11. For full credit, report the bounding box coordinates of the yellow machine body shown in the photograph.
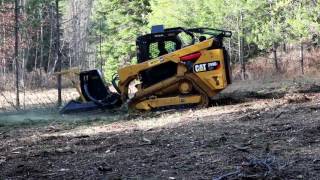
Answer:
[117,38,229,110]
[59,27,232,114]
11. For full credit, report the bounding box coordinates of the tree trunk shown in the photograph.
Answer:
[39,6,43,85]
[99,19,103,74]
[273,43,279,72]
[56,0,62,106]
[69,43,72,68]
[238,12,245,80]
[270,1,279,73]
[14,0,20,108]
[300,42,304,74]
[228,38,232,67]
[283,43,287,53]
[34,32,39,70]
[1,1,6,75]
[47,4,54,74]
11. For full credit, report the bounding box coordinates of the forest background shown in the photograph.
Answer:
[0,0,319,109]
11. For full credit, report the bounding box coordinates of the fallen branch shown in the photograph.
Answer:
[213,170,240,180]
[274,111,284,119]
[213,154,287,180]
[231,145,250,152]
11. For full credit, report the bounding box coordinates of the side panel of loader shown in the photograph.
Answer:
[193,49,228,93]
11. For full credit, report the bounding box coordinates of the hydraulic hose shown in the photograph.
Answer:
[112,73,121,94]
[83,83,119,107]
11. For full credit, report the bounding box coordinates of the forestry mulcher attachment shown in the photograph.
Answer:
[60,26,232,114]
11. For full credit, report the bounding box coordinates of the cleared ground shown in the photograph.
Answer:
[0,78,320,179]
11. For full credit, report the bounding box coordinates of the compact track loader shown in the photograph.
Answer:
[60,26,232,114]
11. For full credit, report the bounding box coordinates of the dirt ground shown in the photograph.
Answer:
[1,78,320,179]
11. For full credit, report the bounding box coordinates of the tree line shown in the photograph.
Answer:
[92,0,319,80]
[1,0,319,84]
[0,0,95,84]
[0,0,96,107]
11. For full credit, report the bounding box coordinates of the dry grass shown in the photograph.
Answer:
[0,88,79,112]
[233,48,320,80]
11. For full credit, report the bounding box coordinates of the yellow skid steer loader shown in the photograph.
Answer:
[60,26,232,113]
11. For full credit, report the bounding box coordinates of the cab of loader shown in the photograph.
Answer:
[135,25,232,88]
[136,27,193,87]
